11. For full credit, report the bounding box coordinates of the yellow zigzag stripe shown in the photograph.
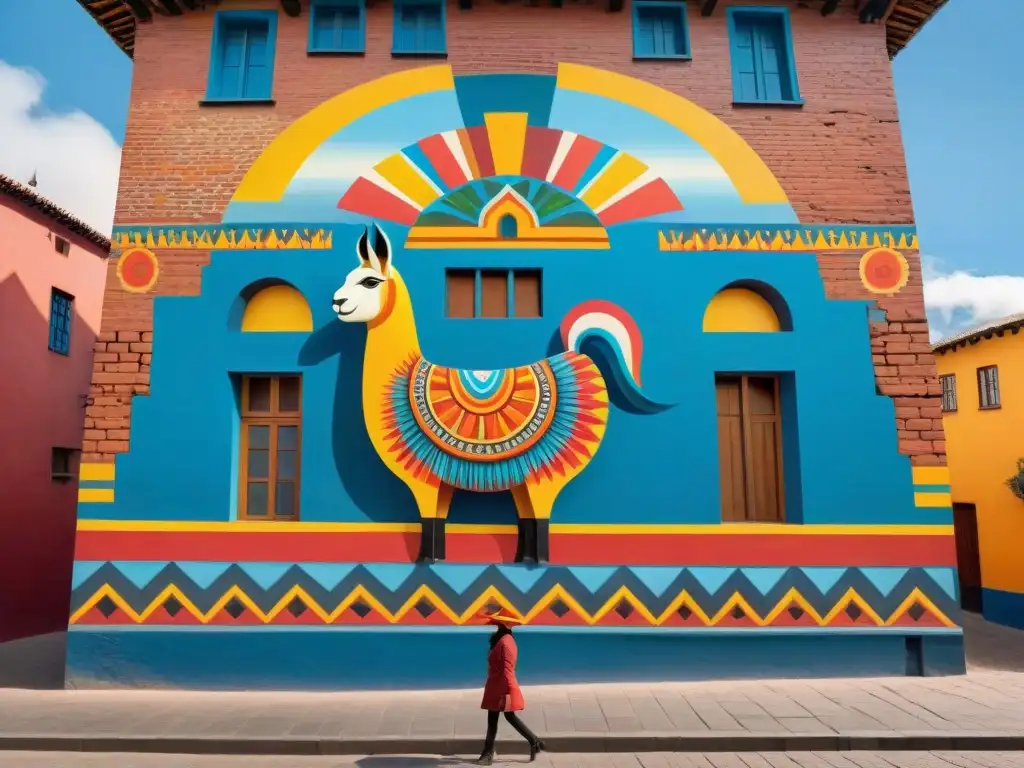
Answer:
[111,228,334,251]
[69,583,957,629]
[656,229,920,253]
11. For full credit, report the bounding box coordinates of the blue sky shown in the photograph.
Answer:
[0,0,1022,338]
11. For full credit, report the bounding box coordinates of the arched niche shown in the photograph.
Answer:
[232,278,313,333]
[703,280,793,333]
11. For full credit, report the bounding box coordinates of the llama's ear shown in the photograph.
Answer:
[356,227,370,266]
[372,224,392,276]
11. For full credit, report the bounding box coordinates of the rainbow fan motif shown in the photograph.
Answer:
[337,117,684,248]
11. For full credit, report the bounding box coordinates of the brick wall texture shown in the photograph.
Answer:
[87,0,946,467]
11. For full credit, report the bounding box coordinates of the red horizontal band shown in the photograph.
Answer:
[74,530,957,567]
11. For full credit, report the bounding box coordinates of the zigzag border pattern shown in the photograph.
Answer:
[111,226,333,251]
[657,225,918,252]
[70,564,960,629]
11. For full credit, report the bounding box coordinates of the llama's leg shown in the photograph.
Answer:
[410,482,453,563]
[511,481,561,564]
[510,486,535,564]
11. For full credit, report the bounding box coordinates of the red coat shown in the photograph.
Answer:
[480,632,525,711]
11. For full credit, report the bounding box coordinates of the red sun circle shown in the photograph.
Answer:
[863,249,903,291]
[120,249,157,289]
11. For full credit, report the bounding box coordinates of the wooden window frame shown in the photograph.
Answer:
[977,365,1000,410]
[717,374,786,524]
[939,373,957,413]
[239,375,302,521]
[444,268,542,319]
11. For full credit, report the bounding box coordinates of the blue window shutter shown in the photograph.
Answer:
[395,1,444,53]
[313,5,362,51]
[757,23,785,102]
[207,11,277,101]
[732,17,760,102]
[633,3,687,59]
[48,290,71,355]
[218,24,247,99]
[243,25,270,99]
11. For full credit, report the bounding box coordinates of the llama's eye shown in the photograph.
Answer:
[358,277,382,289]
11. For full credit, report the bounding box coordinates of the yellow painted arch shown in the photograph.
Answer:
[231,64,788,207]
[241,284,313,332]
[703,288,782,332]
[556,64,788,205]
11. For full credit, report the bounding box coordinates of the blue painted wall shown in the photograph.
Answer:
[87,221,942,526]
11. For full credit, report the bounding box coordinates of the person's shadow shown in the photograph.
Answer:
[355,758,478,767]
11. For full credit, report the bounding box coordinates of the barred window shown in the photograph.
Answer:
[939,374,957,413]
[977,366,1000,410]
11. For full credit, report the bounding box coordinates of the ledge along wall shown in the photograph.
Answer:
[68,2,961,689]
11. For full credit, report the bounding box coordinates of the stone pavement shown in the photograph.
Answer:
[1,614,1023,757]
[4,671,1024,756]
[1,753,1024,767]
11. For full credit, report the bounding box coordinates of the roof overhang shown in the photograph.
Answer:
[78,0,947,60]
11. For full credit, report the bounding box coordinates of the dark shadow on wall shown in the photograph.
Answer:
[0,275,89,670]
[299,321,420,523]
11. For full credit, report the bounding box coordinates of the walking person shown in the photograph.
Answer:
[476,611,545,765]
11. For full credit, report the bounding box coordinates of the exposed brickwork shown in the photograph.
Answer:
[93,0,943,466]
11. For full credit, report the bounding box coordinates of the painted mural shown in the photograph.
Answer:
[70,63,962,687]
[332,223,669,563]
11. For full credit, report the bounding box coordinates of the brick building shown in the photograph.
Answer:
[0,175,109,687]
[71,0,957,689]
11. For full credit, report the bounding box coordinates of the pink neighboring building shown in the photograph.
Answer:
[0,175,109,687]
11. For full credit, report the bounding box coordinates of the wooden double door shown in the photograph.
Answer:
[716,375,785,523]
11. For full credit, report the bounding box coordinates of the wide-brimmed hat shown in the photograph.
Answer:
[478,610,523,628]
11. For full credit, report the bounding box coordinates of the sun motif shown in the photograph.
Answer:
[116,247,160,293]
[859,248,909,295]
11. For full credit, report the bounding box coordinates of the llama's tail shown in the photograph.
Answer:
[560,300,673,415]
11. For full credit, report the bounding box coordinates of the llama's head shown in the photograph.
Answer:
[332,223,394,324]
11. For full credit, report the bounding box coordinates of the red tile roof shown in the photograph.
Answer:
[0,175,112,253]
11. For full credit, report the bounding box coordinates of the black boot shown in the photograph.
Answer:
[514,519,538,564]
[535,520,550,564]
[416,519,447,563]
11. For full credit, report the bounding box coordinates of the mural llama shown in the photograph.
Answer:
[333,224,670,563]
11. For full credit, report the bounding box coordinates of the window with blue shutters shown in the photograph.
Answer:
[48,288,73,356]
[309,1,365,54]
[392,0,446,56]
[726,7,802,105]
[205,11,279,102]
[632,1,690,60]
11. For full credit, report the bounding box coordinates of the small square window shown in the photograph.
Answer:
[309,1,365,54]
[205,11,279,102]
[55,236,70,256]
[52,447,79,482]
[392,0,446,56]
[444,269,542,319]
[726,6,803,105]
[48,287,73,356]
[978,366,1000,410]
[633,1,691,60]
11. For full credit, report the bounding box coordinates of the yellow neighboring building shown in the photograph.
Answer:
[934,313,1024,629]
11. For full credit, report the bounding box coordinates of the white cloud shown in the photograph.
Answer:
[923,256,1024,342]
[0,60,121,234]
